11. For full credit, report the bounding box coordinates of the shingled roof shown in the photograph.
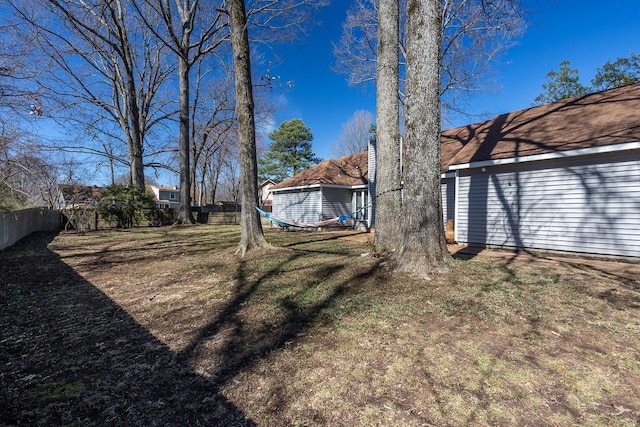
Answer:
[442,82,640,170]
[271,151,368,190]
[60,184,107,204]
[271,83,640,184]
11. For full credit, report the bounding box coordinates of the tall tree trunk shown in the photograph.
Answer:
[229,0,268,255]
[122,22,145,189]
[374,0,402,252]
[396,0,453,279]
[177,56,195,223]
[129,141,145,187]
[122,66,145,188]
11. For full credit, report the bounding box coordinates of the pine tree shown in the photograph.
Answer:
[591,52,640,91]
[533,61,587,105]
[258,119,321,181]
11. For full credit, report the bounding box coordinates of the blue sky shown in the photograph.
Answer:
[268,0,640,161]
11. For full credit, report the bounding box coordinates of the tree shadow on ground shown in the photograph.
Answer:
[178,241,379,396]
[0,232,254,426]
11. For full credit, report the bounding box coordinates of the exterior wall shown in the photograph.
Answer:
[272,186,366,228]
[148,185,180,209]
[272,189,322,224]
[1,208,61,250]
[441,177,455,225]
[158,189,179,208]
[321,187,353,225]
[368,141,376,228]
[158,189,178,200]
[455,150,640,257]
[259,181,275,208]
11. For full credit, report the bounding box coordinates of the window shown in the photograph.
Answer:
[170,192,175,200]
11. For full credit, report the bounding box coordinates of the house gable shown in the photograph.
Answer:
[146,185,180,209]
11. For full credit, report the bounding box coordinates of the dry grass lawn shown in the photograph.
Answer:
[1,225,639,426]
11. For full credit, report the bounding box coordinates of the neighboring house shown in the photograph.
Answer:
[147,185,180,209]
[270,152,369,229]
[258,179,276,211]
[60,184,106,208]
[274,82,640,258]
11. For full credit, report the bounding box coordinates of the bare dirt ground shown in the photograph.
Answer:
[0,232,250,426]
[342,230,640,283]
[1,227,639,426]
[449,244,640,285]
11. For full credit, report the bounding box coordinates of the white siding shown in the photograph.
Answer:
[272,189,321,224]
[455,150,640,257]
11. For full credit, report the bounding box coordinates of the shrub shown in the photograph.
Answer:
[97,185,158,228]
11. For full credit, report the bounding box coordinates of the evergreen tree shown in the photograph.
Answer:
[533,61,587,105]
[258,119,321,181]
[534,55,640,106]
[591,52,640,91]
[97,185,157,229]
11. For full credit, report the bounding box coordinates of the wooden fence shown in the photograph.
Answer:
[0,208,62,250]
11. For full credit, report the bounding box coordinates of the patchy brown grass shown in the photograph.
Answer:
[1,226,639,426]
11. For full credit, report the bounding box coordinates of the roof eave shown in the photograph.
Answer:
[271,183,367,192]
[448,141,640,171]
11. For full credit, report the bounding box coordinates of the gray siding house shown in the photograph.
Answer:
[272,83,640,258]
[270,152,369,229]
[442,83,640,258]
[147,185,180,209]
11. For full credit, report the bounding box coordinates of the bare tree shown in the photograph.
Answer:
[245,0,330,42]
[204,138,234,205]
[224,0,328,253]
[216,144,241,205]
[0,16,40,117]
[333,0,525,114]
[134,0,230,224]
[190,60,236,206]
[0,16,52,210]
[337,0,522,273]
[332,0,380,88]
[330,110,374,157]
[228,0,269,254]
[0,124,65,210]
[374,0,402,252]
[193,124,234,206]
[396,0,453,279]
[8,0,175,188]
[0,127,32,210]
